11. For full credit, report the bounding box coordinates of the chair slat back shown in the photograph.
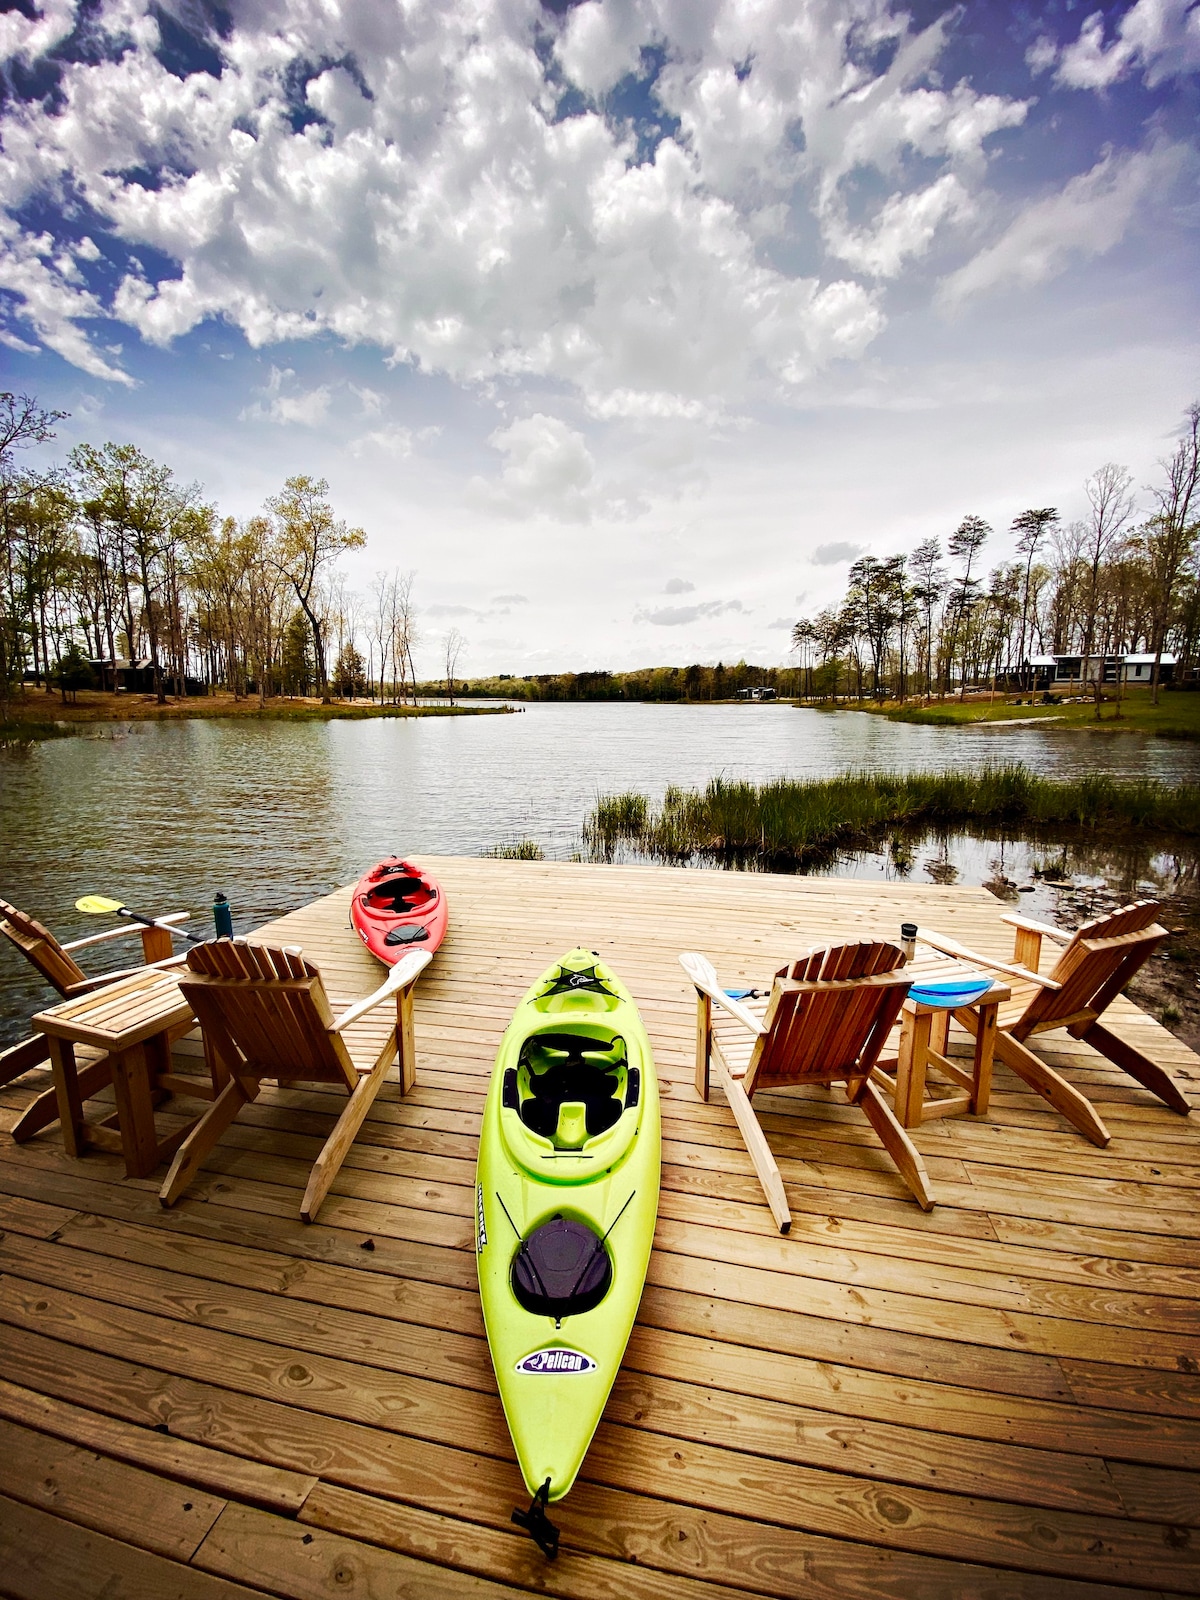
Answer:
[179,939,355,1087]
[1067,900,1162,945]
[0,897,87,995]
[1017,902,1167,1036]
[748,940,910,1094]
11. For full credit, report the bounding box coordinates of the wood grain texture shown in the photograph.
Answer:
[1,855,1198,1597]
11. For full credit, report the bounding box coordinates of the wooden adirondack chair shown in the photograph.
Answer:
[681,940,927,1231]
[163,938,431,1221]
[0,895,189,1089]
[918,901,1188,1147]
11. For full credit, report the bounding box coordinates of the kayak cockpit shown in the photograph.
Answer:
[500,1023,645,1172]
[361,872,437,915]
[513,1030,631,1146]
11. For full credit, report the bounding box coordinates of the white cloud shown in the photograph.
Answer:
[0,0,1037,407]
[823,174,973,278]
[469,413,599,522]
[939,143,1186,306]
[638,598,744,625]
[240,366,332,426]
[1049,0,1200,90]
[810,540,865,565]
[0,215,133,383]
[1025,36,1059,76]
[1,330,41,355]
[0,0,77,66]
[664,576,695,593]
[556,0,646,98]
[350,425,414,457]
[352,385,385,415]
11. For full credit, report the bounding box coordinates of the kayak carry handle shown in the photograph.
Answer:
[513,1477,559,1559]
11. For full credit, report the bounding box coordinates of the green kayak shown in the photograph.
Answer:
[475,948,661,1554]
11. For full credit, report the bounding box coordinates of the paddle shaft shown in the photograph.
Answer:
[114,905,206,945]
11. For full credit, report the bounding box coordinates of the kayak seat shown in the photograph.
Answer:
[554,1101,590,1147]
[365,878,430,913]
[517,1033,627,1144]
[511,1215,612,1318]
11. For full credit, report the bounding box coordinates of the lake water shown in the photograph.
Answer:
[3,702,1199,1040]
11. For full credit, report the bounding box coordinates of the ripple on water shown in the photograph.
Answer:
[2,703,1198,1039]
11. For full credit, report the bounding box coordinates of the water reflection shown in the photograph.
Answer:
[3,703,1199,1040]
[831,828,1199,929]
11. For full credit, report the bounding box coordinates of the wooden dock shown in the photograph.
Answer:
[1,856,1199,1598]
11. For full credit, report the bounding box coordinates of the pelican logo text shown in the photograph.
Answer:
[476,1185,487,1253]
[516,1348,597,1375]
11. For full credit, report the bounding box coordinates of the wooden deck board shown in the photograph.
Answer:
[1,855,1198,1595]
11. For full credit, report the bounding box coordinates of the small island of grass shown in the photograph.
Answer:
[585,765,1200,870]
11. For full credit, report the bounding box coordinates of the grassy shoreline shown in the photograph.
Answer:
[0,690,511,743]
[802,688,1200,740]
[585,767,1200,869]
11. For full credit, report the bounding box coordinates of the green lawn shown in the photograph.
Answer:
[804,688,1200,739]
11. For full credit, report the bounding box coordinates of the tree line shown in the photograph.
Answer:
[0,393,444,715]
[792,403,1200,705]
[451,663,790,701]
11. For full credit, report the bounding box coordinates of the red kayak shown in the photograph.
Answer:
[350,858,448,965]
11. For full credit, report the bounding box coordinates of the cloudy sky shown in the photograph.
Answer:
[2,0,1198,675]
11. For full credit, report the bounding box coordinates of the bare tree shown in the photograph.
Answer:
[267,476,366,700]
[0,394,68,714]
[443,626,465,703]
[1079,464,1134,702]
[395,571,419,703]
[944,516,990,698]
[907,537,943,698]
[369,570,394,702]
[70,442,200,705]
[790,617,817,698]
[1143,401,1200,703]
[1010,508,1058,687]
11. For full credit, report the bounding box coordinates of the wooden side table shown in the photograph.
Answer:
[29,966,212,1178]
[873,954,1011,1129]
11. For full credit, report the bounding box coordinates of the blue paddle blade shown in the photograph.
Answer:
[908,974,993,1008]
[724,987,760,1000]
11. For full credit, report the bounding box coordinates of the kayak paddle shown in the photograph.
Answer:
[75,894,206,944]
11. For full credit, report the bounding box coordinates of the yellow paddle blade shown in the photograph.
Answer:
[75,895,125,915]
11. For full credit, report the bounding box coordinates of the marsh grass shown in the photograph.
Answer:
[584,766,1200,868]
[484,839,546,860]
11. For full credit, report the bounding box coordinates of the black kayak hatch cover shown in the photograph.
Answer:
[384,924,430,946]
[511,1216,612,1319]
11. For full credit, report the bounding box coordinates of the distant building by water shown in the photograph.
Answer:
[1024,653,1177,690]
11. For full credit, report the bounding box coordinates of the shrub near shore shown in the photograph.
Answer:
[585,766,1200,868]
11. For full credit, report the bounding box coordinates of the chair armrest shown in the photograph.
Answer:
[64,952,190,995]
[331,949,431,1033]
[1001,914,1071,944]
[915,927,1061,990]
[679,952,768,1035]
[62,925,142,952]
[63,912,190,952]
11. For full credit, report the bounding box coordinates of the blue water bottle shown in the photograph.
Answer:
[212,892,234,938]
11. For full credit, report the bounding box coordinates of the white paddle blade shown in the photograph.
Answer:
[332,948,431,1033]
[679,950,721,996]
[680,950,767,1034]
[387,948,432,991]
